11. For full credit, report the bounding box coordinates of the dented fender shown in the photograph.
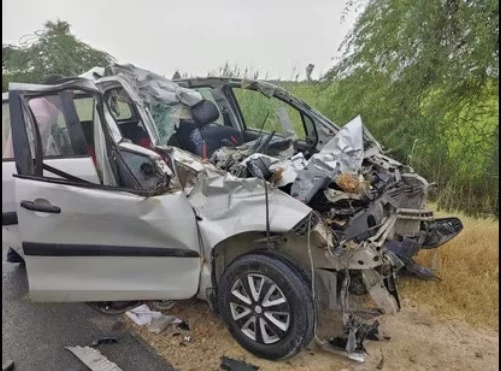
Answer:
[187,170,311,249]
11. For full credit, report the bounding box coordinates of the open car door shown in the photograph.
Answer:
[9,79,201,302]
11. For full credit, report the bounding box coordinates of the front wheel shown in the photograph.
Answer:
[218,252,316,360]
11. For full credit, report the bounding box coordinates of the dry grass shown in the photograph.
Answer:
[398,205,499,330]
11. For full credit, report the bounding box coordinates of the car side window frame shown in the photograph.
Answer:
[9,85,170,196]
[226,85,314,140]
[3,92,95,162]
[2,99,14,162]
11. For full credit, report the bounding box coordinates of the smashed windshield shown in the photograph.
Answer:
[102,64,203,144]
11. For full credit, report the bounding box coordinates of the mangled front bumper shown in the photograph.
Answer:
[288,217,401,363]
[295,215,402,315]
[384,211,464,279]
[305,211,462,362]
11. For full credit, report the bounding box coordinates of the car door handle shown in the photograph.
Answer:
[20,200,61,214]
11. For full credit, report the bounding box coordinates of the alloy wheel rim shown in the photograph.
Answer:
[229,273,291,344]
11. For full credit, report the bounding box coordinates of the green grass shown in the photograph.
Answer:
[233,87,306,138]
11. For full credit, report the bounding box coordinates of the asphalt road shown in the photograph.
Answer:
[2,246,173,371]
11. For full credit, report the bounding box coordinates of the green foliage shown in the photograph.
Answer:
[320,0,499,216]
[3,20,115,90]
[208,62,263,80]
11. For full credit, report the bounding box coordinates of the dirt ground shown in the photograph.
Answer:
[125,297,498,371]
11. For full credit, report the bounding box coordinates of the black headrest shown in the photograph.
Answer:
[191,100,219,127]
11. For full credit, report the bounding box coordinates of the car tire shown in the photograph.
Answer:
[6,248,25,264]
[218,252,316,360]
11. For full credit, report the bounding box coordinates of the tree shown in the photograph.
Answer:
[324,0,498,215]
[3,20,115,90]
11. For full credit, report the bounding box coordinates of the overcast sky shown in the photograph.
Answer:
[3,0,358,80]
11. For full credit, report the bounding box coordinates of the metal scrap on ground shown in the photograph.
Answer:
[66,346,122,371]
[220,356,259,371]
[125,304,183,334]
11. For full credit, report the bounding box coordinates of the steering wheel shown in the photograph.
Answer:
[253,130,276,155]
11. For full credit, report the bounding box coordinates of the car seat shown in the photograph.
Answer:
[188,100,243,158]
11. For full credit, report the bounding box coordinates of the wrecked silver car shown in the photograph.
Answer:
[100,64,462,280]
[1,64,462,362]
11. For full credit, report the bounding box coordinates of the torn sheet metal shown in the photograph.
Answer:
[321,115,364,173]
[289,116,365,203]
[171,147,224,193]
[104,64,203,107]
[79,66,105,81]
[125,304,182,334]
[148,315,183,334]
[125,304,163,326]
[324,189,362,203]
[269,153,307,187]
[290,155,340,203]
[236,152,307,188]
[66,346,122,371]
[323,315,388,363]
[242,80,276,98]
[326,244,387,271]
[361,269,400,314]
[188,170,311,248]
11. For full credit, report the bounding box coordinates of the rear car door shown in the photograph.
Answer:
[9,80,201,302]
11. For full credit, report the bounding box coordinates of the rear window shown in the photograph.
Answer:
[2,94,94,160]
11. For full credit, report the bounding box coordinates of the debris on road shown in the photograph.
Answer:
[220,356,259,371]
[87,301,142,315]
[66,346,122,371]
[149,315,183,334]
[321,315,387,363]
[151,300,177,311]
[125,304,162,326]
[1,360,14,371]
[125,304,183,334]
[90,336,119,347]
[176,320,190,331]
[179,334,192,347]
[376,350,385,370]
[132,299,499,370]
